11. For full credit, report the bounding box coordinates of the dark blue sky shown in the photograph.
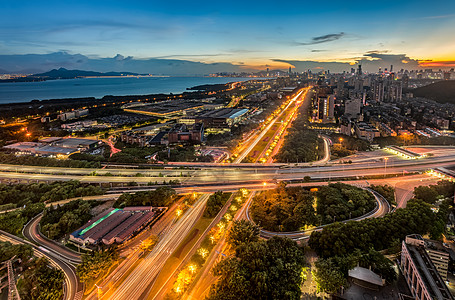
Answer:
[1,0,454,71]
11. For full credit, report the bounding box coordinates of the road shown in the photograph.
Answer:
[246,187,390,241]
[232,88,307,163]
[150,193,236,300]
[0,146,454,187]
[105,194,209,300]
[22,213,82,264]
[186,192,257,300]
[0,230,82,300]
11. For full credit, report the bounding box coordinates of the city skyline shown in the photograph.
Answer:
[1,0,455,74]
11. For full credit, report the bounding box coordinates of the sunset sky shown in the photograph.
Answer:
[1,0,454,73]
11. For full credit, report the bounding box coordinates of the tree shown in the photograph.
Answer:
[414,186,439,204]
[0,241,33,262]
[208,233,305,300]
[204,191,230,218]
[312,259,346,294]
[18,257,64,300]
[76,249,118,282]
[226,220,260,248]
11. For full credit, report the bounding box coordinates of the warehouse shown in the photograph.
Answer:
[70,206,165,246]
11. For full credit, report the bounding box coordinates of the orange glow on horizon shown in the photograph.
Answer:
[418,60,455,67]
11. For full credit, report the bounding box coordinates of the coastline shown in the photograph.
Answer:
[0,77,270,105]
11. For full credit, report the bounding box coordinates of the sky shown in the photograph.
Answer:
[1,0,455,74]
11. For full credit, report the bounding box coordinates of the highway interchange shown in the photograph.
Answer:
[1,86,455,299]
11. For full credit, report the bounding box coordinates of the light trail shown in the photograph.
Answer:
[107,194,209,300]
[233,88,306,163]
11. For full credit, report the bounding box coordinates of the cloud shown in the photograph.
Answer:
[311,50,328,52]
[274,52,425,72]
[153,54,229,59]
[294,32,345,46]
[0,52,257,75]
[365,50,390,55]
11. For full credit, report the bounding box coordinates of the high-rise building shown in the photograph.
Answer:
[372,79,384,102]
[318,95,335,123]
[354,78,363,92]
[402,74,409,89]
[344,98,362,118]
[401,234,452,300]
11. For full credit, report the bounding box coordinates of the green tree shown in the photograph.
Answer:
[312,259,346,294]
[208,235,305,300]
[18,257,64,300]
[76,249,119,282]
[226,220,260,248]
[414,186,439,204]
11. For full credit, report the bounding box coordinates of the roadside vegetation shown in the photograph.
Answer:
[40,199,99,240]
[0,180,104,209]
[0,241,64,300]
[328,133,370,159]
[0,203,45,235]
[0,181,103,236]
[274,129,322,163]
[18,257,65,300]
[250,182,376,232]
[370,184,396,206]
[113,186,176,208]
[273,97,323,163]
[76,249,119,284]
[309,181,454,294]
[207,221,306,300]
[0,151,101,168]
[203,191,231,218]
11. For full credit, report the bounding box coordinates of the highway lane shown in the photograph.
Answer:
[252,88,309,163]
[107,194,209,300]
[84,197,183,300]
[150,193,236,300]
[233,88,306,163]
[0,147,454,186]
[23,213,82,264]
[0,153,450,194]
[0,230,82,300]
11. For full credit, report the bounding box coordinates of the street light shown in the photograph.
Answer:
[384,157,389,178]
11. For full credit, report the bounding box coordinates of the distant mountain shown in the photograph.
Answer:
[413,80,455,105]
[0,52,254,76]
[32,68,144,79]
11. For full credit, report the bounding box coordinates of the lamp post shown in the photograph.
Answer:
[384,157,389,178]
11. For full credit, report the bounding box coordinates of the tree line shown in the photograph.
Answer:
[0,180,104,208]
[40,199,98,240]
[250,183,375,232]
[207,220,306,300]
[113,186,176,208]
[0,152,101,168]
[0,241,64,300]
[204,191,231,218]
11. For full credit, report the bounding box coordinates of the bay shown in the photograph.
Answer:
[0,76,265,104]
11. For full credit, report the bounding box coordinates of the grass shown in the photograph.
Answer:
[146,216,214,299]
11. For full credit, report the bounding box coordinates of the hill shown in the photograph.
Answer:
[31,68,143,79]
[413,80,455,104]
